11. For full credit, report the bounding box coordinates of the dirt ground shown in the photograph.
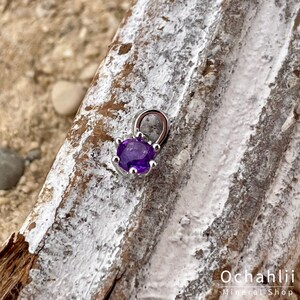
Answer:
[0,0,129,244]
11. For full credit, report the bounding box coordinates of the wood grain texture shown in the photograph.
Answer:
[0,0,299,299]
[0,233,35,300]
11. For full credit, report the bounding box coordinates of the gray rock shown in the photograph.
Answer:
[26,148,41,162]
[0,148,25,190]
[51,81,86,116]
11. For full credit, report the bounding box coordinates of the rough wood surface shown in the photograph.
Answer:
[0,233,35,300]
[1,0,300,299]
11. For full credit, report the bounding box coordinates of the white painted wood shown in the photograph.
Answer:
[136,1,300,299]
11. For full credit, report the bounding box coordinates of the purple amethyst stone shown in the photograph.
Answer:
[117,137,156,174]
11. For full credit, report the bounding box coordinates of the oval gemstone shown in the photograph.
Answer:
[117,137,156,174]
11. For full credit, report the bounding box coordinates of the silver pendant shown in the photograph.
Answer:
[112,109,170,176]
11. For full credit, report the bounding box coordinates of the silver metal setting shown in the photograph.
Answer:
[153,143,161,152]
[112,156,120,163]
[115,138,122,146]
[112,109,170,177]
[133,109,170,145]
[149,160,157,168]
[129,167,138,175]
[135,131,145,139]
[112,156,127,176]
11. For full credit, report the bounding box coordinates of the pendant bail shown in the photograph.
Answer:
[133,109,170,146]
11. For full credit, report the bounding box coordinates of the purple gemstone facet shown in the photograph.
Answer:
[117,137,156,174]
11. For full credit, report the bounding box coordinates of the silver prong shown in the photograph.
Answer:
[115,138,122,146]
[129,167,138,175]
[112,157,128,176]
[153,143,161,152]
[149,160,157,168]
[144,160,157,176]
[112,156,120,163]
[135,131,144,138]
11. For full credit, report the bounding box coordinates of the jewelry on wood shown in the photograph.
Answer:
[112,109,170,176]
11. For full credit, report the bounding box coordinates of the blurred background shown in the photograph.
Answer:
[0,0,129,244]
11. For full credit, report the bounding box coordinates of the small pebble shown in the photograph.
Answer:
[1,140,8,148]
[35,4,48,18]
[0,197,10,205]
[21,185,33,194]
[73,0,83,14]
[79,63,98,80]
[41,144,48,153]
[62,48,74,58]
[51,81,85,116]
[26,148,41,162]
[41,24,50,32]
[29,162,39,173]
[42,63,54,74]
[19,175,26,186]
[21,186,30,194]
[25,70,35,78]
[79,27,88,41]
[0,190,8,196]
[28,141,40,150]
[0,148,25,190]
[84,44,99,57]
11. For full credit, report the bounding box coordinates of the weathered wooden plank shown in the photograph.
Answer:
[0,234,35,300]
[135,1,300,299]
[0,0,300,299]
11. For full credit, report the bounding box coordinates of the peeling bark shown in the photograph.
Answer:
[0,234,36,300]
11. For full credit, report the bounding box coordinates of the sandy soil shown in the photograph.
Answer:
[0,0,129,244]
